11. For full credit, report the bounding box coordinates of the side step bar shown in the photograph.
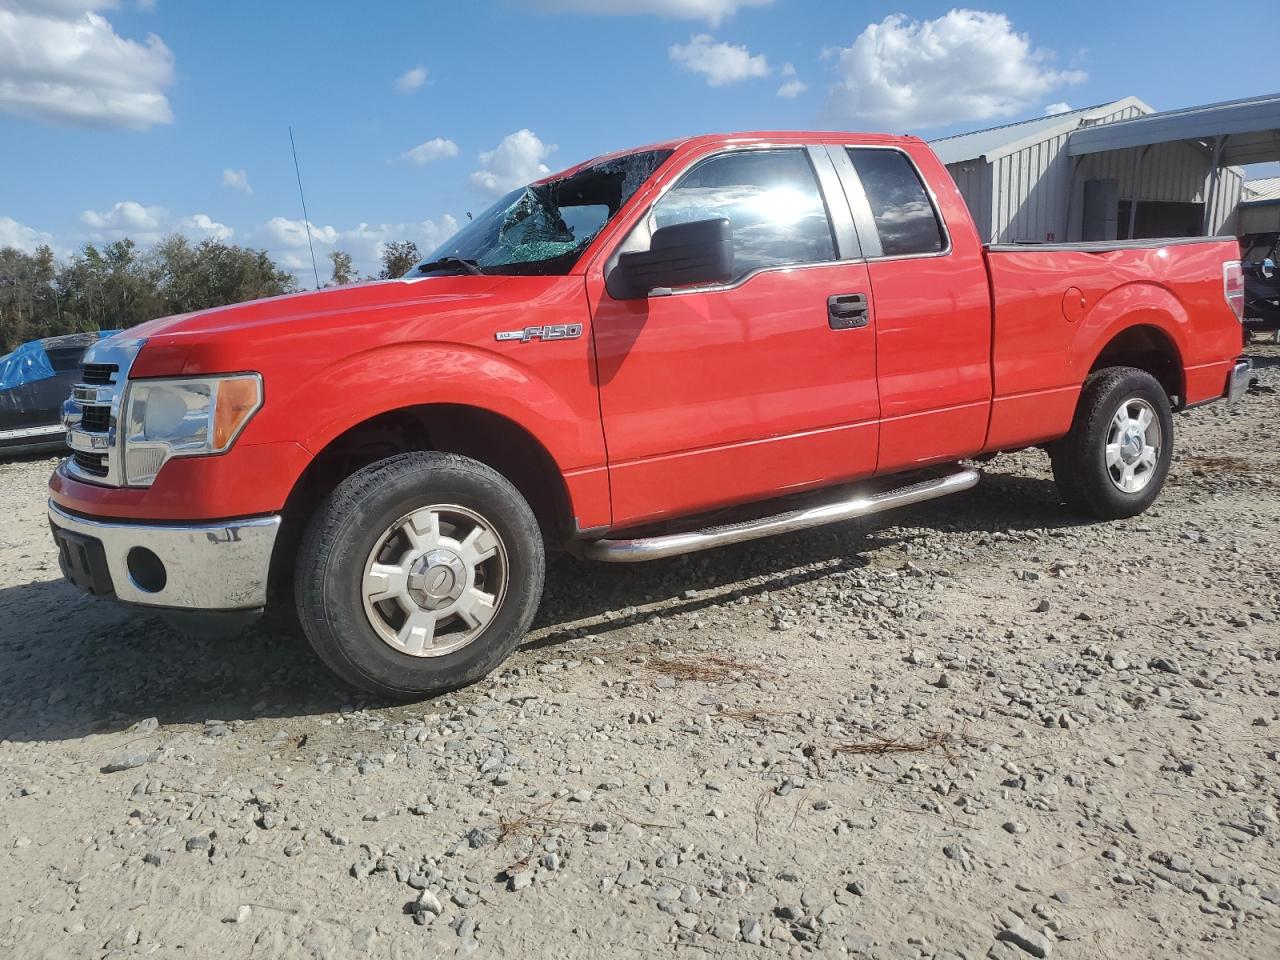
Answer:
[583,467,980,563]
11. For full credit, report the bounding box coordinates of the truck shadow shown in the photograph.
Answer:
[0,471,1083,745]
[526,469,1080,650]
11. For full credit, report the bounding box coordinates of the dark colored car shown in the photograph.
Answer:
[0,332,114,455]
[1242,232,1280,333]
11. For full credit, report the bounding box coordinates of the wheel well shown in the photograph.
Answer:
[1089,325,1184,407]
[269,406,574,607]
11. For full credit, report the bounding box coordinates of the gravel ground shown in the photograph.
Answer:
[2,346,1278,960]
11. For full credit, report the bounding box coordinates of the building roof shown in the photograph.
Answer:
[929,97,1153,165]
[1242,176,1280,204]
[1067,91,1280,165]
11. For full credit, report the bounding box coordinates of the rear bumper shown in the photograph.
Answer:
[1226,357,1253,404]
[48,501,280,610]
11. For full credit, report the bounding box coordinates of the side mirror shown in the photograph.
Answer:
[616,217,734,297]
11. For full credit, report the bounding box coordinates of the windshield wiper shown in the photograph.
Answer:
[415,256,483,276]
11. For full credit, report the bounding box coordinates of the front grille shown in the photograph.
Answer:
[81,363,117,385]
[72,451,109,477]
[64,340,141,486]
[80,405,111,433]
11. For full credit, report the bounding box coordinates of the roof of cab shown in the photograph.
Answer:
[537,130,920,183]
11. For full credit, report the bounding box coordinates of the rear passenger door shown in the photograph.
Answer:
[827,145,993,474]
[588,146,882,528]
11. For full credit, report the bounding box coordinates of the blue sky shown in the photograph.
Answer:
[1,0,1274,280]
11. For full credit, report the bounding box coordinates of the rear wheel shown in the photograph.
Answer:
[295,452,544,699]
[1050,366,1174,520]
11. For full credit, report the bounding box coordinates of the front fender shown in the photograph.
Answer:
[275,341,607,474]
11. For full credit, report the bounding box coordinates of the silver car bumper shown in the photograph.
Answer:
[1226,357,1253,404]
[48,501,281,610]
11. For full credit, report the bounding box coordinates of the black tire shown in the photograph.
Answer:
[295,452,544,700]
[1050,366,1174,520]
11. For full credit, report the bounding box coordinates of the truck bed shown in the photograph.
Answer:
[981,235,1242,452]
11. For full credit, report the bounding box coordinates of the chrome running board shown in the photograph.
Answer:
[583,467,980,563]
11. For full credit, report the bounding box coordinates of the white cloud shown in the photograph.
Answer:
[0,215,57,253]
[81,200,167,242]
[669,34,768,87]
[0,0,174,129]
[824,10,1086,131]
[5,2,113,14]
[80,201,235,245]
[262,216,339,250]
[1044,101,1072,116]
[470,129,555,196]
[259,215,460,279]
[395,65,427,92]
[400,137,460,166]
[176,213,232,241]
[776,62,806,99]
[522,0,771,25]
[221,168,252,194]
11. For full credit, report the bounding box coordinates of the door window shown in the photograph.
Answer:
[650,149,836,282]
[847,149,945,257]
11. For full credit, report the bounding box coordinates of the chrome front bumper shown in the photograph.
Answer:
[48,502,281,610]
[1227,357,1253,404]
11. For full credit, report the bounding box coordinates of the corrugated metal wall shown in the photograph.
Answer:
[944,160,993,240]
[991,104,1145,243]
[1080,141,1242,235]
[1213,167,1243,236]
[946,103,1243,243]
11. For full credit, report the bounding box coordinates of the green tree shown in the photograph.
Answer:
[378,241,420,279]
[328,250,356,286]
[0,235,298,352]
[150,236,296,316]
[0,243,59,348]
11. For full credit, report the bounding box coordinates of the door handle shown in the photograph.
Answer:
[828,293,870,330]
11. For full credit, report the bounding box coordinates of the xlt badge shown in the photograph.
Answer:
[495,323,583,343]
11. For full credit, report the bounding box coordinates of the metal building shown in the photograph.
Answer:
[1240,177,1280,234]
[931,96,1249,244]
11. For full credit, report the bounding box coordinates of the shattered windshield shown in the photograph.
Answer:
[409,149,672,277]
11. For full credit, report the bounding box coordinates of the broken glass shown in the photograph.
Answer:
[410,149,673,277]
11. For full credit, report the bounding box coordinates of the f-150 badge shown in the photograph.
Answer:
[495,323,583,343]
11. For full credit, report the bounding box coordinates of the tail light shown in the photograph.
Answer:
[1223,260,1244,323]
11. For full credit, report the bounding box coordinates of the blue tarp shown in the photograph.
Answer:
[0,340,54,391]
[0,330,120,391]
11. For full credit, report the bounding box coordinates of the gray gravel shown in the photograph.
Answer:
[1,344,1277,959]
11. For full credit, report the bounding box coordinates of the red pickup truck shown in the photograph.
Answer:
[48,131,1251,699]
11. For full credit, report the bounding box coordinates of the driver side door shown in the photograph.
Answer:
[586,145,881,529]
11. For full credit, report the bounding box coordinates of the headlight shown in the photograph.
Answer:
[122,374,263,486]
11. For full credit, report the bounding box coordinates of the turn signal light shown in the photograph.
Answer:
[214,376,263,449]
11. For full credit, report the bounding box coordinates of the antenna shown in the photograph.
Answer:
[288,126,322,290]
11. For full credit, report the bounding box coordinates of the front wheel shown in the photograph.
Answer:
[1050,366,1174,520]
[295,452,545,700]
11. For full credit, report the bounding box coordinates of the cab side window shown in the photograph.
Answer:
[650,149,836,283]
[847,149,945,257]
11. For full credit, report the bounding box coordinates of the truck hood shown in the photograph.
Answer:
[118,274,528,377]
[122,275,515,341]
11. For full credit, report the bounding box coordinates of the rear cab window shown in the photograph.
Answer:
[847,148,946,258]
